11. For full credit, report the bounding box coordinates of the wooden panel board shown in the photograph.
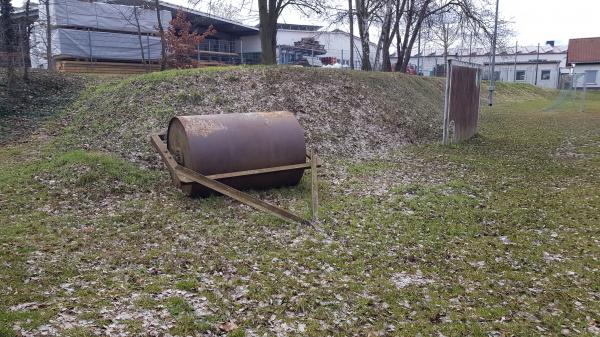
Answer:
[56,60,226,74]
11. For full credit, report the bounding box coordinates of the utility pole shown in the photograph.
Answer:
[513,41,517,81]
[348,0,354,70]
[487,0,500,106]
[534,43,540,85]
[417,28,421,75]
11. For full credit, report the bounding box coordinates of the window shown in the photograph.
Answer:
[541,70,551,80]
[516,71,526,81]
[585,70,598,84]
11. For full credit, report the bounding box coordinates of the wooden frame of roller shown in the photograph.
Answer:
[150,134,321,225]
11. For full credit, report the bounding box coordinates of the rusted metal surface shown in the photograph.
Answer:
[443,60,482,144]
[167,111,306,196]
[151,135,310,224]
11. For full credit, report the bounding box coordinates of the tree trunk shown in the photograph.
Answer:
[378,1,395,72]
[44,0,53,71]
[258,0,277,65]
[348,0,354,69]
[154,0,166,70]
[133,7,147,71]
[395,0,430,73]
[22,0,31,81]
[355,0,370,71]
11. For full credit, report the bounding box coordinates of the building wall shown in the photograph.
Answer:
[412,52,568,77]
[572,64,600,88]
[488,63,561,88]
[240,30,379,68]
[238,35,262,53]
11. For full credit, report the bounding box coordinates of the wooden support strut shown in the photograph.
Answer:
[311,149,319,223]
[150,134,318,225]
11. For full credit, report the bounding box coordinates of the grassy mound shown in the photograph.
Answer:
[58,66,444,162]
[482,81,554,104]
[0,71,85,145]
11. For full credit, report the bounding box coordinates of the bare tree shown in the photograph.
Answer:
[111,3,150,71]
[257,0,325,65]
[21,0,33,81]
[354,0,385,70]
[188,0,249,21]
[153,0,166,70]
[374,0,405,71]
[348,0,354,69]
[39,0,53,70]
[0,0,15,85]
[393,0,491,73]
[429,9,463,74]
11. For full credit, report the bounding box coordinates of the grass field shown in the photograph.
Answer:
[0,72,599,336]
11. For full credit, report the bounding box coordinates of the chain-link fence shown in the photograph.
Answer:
[545,73,588,112]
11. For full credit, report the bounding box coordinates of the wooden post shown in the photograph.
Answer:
[311,149,319,223]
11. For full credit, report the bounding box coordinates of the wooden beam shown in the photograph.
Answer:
[206,162,310,180]
[150,134,192,184]
[151,134,310,225]
[311,149,319,224]
[175,165,309,225]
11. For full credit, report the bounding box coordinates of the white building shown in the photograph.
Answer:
[482,60,561,89]
[396,43,568,88]
[240,24,378,69]
[567,37,600,89]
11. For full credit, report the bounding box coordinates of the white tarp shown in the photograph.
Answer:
[40,0,172,34]
[48,28,163,62]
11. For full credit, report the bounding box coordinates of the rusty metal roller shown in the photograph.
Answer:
[167,111,306,196]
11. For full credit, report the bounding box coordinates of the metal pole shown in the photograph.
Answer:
[534,43,540,86]
[513,41,517,81]
[442,59,452,144]
[487,0,500,106]
[468,33,473,63]
[417,29,421,75]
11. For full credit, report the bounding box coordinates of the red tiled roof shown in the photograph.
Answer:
[567,37,600,64]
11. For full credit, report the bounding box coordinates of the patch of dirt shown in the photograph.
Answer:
[0,70,86,145]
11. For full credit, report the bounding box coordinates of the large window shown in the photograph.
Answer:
[541,70,551,80]
[516,70,526,81]
[585,70,598,84]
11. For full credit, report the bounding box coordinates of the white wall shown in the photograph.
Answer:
[239,35,262,53]
[572,64,600,88]
[241,29,379,68]
[489,63,560,88]
[413,52,568,77]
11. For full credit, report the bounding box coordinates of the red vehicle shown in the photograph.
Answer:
[405,64,418,75]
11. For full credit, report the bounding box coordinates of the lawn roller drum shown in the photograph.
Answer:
[151,111,321,225]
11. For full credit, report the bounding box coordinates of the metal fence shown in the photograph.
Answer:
[545,73,588,112]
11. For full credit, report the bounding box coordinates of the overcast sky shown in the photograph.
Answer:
[14,0,600,47]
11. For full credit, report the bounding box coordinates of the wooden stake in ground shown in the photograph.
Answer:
[311,149,319,223]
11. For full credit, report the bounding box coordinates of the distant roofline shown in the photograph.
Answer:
[158,0,259,33]
[411,47,568,58]
[568,36,600,42]
[483,60,561,65]
[276,23,323,31]
[567,37,600,64]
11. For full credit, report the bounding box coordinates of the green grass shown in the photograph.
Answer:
[0,80,598,336]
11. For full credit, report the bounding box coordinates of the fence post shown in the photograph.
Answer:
[442,59,452,145]
[87,28,93,64]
